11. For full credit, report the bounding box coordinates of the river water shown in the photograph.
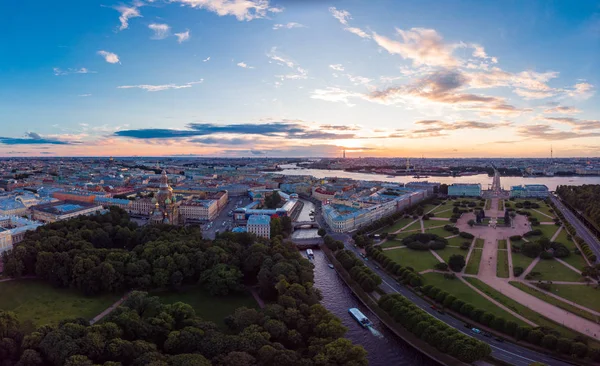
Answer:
[276,167,600,191]
[311,249,439,366]
[291,199,320,240]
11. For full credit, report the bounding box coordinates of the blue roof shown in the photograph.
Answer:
[247,214,271,225]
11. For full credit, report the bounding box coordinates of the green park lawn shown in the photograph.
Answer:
[465,278,590,342]
[422,204,439,214]
[384,248,440,272]
[537,223,560,239]
[425,226,452,238]
[464,249,482,275]
[401,220,422,232]
[511,253,536,274]
[422,219,446,229]
[447,236,470,247]
[375,217,416,234]
[0,279,121,333]
[422,273,525,325]
[432,201,455,213]
[496,250,509,278]
[525,210,554,223]
[554,229,574,249]
[560,252,589,271]
[550,284,600,313]
[156,287,258,328]
[392,229,422,240]
[380,239,405,249]
[531,259,582,282]
[498,240,507,250]
[431,209,455,219]
[509,282,599,323]
[475,238,485,248]
[437,246,466,264]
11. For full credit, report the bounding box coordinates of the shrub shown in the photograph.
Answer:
[557,338,573,354]
[443,295,456,308]
[448,254,466,272]
[451,299,465,312]
[443,272,457,280]
[513,266,524,277]
[539,251,554,260]
[435,291,449,303]
[571,342,588,358]
[480,312,495,326]
[459,232,474,239]
[460,242,470,250]
[434,262,449,271]
[527,330,544,345]
[509,235,522,241]
[460,303,474,316]
[522,242,542,258]
[515,326,531,341]
[504,320,518,336]
[541,334,558,350]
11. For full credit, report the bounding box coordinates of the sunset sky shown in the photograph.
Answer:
[1,0,599,158]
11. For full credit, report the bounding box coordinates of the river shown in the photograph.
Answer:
[311,249,439,366]
[275,166,600,191]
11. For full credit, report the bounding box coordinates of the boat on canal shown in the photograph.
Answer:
[348,308,373,328]
[328,263,334,269]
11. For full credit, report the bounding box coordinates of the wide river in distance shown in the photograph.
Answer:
[311,249,439,366]
[276,166,600,191]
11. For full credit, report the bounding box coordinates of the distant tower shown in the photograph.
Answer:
[406,157,410,172]
[343,149,346,159]
[551,145,553,164]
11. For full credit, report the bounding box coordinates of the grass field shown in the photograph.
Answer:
[392,229,422,240]
[537,224,560,239]
[464,249,482,275]
[498,239,507,250]
[549,284,600,313]
[380,239,406,249]
[531,259,582,282]
[464,277,594,342]
[496,250,509,278]
[553,228,574,249]
[376,217,417,234]
[423,219,447,229]
[560,252,589,272]
[0,279,121,333]
[385,248,440,272]
[425,227,452,238]
[432,201,455,213]
[156,287,258,328]
[525,210,555,223]
[401,220,422,232]
[422,204,439,214]
[475,238,485,248]
[447,236,470,248]
[509,282,599,323]
[437,246,466,264]
[431,209,455,219]
[422,274,525,325]
[511,253,536,274]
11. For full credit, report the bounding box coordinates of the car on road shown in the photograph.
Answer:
[463,323,472,328]
[471,328,481,334]
[494,337,504,342]
[374,265,379,269]
[483,332,492,338]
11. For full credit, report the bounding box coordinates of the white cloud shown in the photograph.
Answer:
[237,62,254,69]
[149,23,171,39]
[267,47,305,78]
[273,22,304,30]
[114,4,142,31]
[329,7,351,25]
[170,0,280,21]
[117,79,203,92]
[329,64,344,71]
[373,28,458,67]
[78,94,92,97]
[311,87,361,106]
[97,50,120,64]
[174,30,190,43]
[54,67,96,76]
[203,56,211,62]
[567,82,595,99]
[344,27,371,39]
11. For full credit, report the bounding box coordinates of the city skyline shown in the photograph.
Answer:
[1,0,599,158]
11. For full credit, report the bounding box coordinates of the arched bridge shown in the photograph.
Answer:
[292,221,321,230]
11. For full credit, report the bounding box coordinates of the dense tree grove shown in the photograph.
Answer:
[556,185,600,231]
[378,294,492,363]
[0,208,368,365]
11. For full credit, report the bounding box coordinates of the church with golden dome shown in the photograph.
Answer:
[150,170,181,225]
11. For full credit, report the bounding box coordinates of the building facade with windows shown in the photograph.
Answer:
[247,214,271,239]
[510,184,549,198]
[0,216,44,252]
[448,183,482,197]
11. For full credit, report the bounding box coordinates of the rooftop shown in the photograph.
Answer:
[247,214,271,226]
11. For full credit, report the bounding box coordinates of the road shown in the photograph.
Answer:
[203,195,253,239]
[318,215,572,366]
[551,195,600,264]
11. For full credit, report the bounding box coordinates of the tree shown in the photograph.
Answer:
[199,264,242,296]
[468,219,475,227]
[317,228,326,237]
[448,254,466,272]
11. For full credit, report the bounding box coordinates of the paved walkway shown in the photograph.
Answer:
[506,238,515,279]
[458,276,537,326]
[461,237,477,275]
[250,288,266,308]
[391,219,419,234]
[382,245,406,251]
[532,208,554,220]
[523,257,540,277]
[430,249,445,263]
[555,257,582,274]
[90,292,130,325]
[551,225,563,241]
[519,281,600,317]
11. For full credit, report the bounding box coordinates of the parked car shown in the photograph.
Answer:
[495,337,504,342]
[471,328,481,334]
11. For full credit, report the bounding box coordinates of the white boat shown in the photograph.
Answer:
[348,308,372,328]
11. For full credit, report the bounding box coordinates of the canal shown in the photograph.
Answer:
[291,199,320,240]
[311,249,439,366]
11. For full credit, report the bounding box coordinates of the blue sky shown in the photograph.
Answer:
[1,0,599,157]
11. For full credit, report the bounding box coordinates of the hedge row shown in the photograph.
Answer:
[421,284,600,360]
[366,246,423,287]
[335,250,382,292]
[379,294,492,363]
